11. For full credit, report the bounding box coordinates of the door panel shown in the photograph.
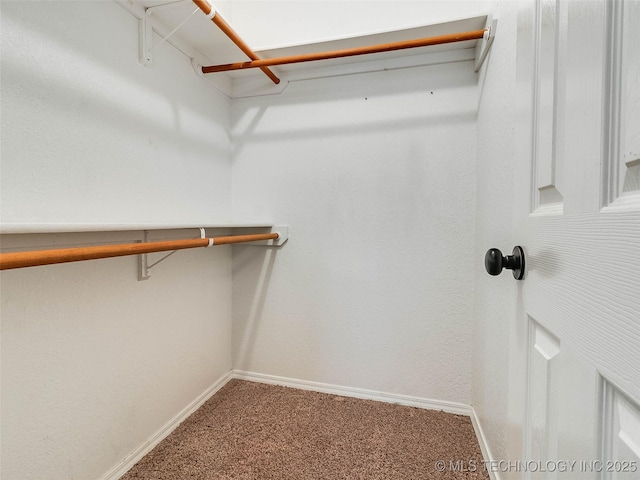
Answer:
[533,0,564,212]
[602,381,640,480]
[525,318,561,480]
[603,0,640,207]
[515,0,640,478]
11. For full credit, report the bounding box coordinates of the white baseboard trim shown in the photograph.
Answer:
[99,370,233,480]
[469,407,500,480]
[231,370,472,416]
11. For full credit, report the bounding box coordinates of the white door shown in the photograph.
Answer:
[504,1,640,479]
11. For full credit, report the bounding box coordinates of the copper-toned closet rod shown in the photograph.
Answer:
[0,233,278,270]
[201,29,487,75]
[191,0,281,84]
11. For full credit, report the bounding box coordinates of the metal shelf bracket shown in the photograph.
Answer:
[234,225,289,247]
[140,0,198,66]
[138,230,176,280]
[138,228,208,280]
[270,225,289,246]
[137,226,288,280]
[474,17,498,72]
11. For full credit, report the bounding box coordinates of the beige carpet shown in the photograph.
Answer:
[121,379,489,479]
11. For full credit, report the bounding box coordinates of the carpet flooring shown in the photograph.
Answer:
[121,379,489,479]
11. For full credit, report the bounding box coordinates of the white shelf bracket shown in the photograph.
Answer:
[139,16,153,66]
[137,226,288,280]
[269,225,289,246]
[474,18,498,72]
[139,0,198,67]
[234,225,289,247]
[138,230,180,281]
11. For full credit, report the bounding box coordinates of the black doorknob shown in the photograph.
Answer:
[485,246,525,280]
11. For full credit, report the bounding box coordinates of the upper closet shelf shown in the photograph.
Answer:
[0,223,278,234]
[123,0,497,98]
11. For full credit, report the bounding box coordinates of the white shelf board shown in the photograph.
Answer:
[250,15,487,73]
[120,1,489,98]
[223,15,488,96]
[0,223,275,235]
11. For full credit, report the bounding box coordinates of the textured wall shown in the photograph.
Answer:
[0,2,233,479]
[0,1,518,477]
[1,232,233,480]
[231,61,478,404]
[1,0,231,227]
[472,0,519,467]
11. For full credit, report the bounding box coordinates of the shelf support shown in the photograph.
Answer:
[140,0,198,66]
[137,227,287,281]
[138,228,206,281]
[138,230,174,280]
[474,18,498,72]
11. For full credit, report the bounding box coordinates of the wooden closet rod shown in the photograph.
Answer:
[0,233,278,270]
[202,28,487,74]
[191,0,280,84]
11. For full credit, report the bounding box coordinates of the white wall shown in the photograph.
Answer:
[1,2,233,479]
[472,0,518,467]
[1,0,231,227]
[231,61,478,404]
[0,232,233,480]
[1,0,519,477]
